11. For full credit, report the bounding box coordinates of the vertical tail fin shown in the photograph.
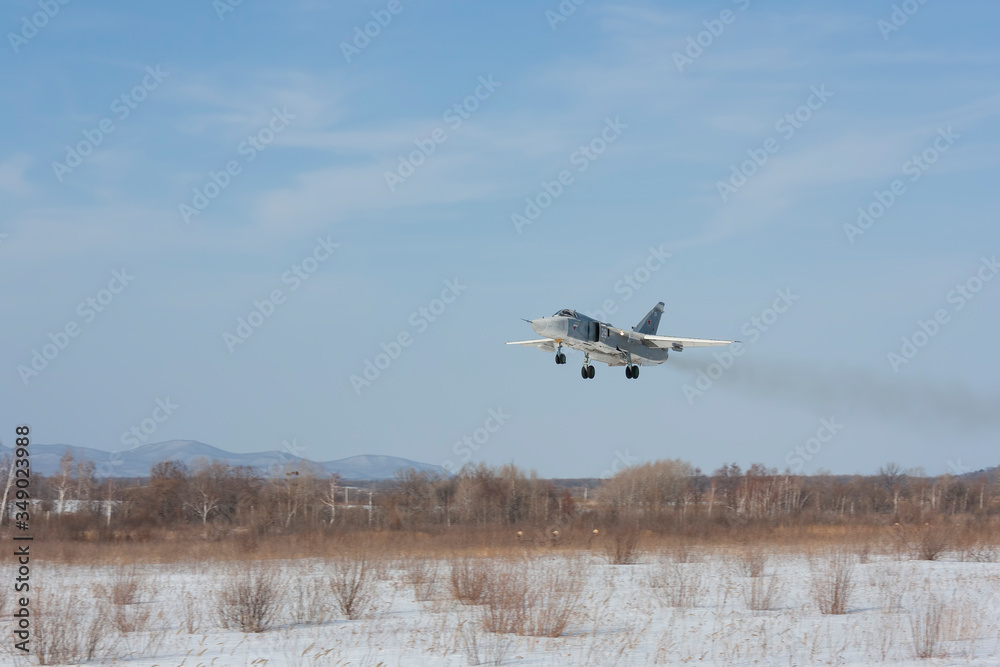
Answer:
[633,302,664,335]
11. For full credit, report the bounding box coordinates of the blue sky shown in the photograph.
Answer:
[2,0,998,478]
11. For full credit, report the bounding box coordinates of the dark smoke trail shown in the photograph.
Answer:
[670,356,1000,430]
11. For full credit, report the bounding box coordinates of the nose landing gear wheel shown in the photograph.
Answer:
[581,366,588,379]
[555,353,566,364]
[631,365,639,378]
[625,365,632,379]
[587,365,595,379]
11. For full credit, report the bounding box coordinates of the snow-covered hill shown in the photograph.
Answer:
[0,440,443,480]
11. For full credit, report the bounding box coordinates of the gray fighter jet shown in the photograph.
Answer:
[507,302,736,379]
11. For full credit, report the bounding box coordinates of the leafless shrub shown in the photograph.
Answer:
[604,526,642,565]
[648,560,705,608]
[216,563,285,633]
[872,566,904,614]
[810,550,855,615]
[106,565,145,605]
[458,619,513,665]
[404,557,440,602]
[909,598,944,659]
[734,545,768,577]
[913,523,953,561]
[450,556,490,605]
[741,575,783,611]
[181,590,202,633]
[855,539,874,564]
[523,561,583,637]
[290,575,332,626]
[667,542,700,563]
[480,560,529,635]
[112,600,152,634]
[481,558,582,637]
[328,552,375,620]
[116,609,167,659]
[34,587,115,665]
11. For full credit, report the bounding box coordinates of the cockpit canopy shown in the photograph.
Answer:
[553,309,578,318]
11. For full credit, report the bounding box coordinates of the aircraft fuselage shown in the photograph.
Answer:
[530,311,668,367]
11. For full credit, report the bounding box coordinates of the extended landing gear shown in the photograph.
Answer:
[554,345,566,365]
[625,365,639,379]
[580,353,595,379]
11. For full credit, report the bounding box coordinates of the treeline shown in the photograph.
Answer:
[2,451,998,539]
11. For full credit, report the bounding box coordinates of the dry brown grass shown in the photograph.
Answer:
[480,557,583,636]
[449,556,490,605]
[290,572,333,626]
[603,526,643,565]
[34,586,113,665]
[26,518,1000,568]
[810,549,856,615]
[402,556,440,602]
[94,564,147,606]
[648,559,705,608]
[733,544,768,577]
[328,552,376,620]
[909,598,944,659]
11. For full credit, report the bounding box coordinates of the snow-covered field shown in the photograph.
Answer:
[6,546,1000,666]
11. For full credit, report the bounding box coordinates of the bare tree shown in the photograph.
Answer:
[185,458,223,525]
[52,450,75,514]
[878,462,907,515]
[273,461,319,529]
[320,474,341,525]
[0,454,14,526]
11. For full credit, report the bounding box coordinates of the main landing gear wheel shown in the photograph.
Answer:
[587,365,595,379]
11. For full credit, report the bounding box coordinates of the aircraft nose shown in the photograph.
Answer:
[531,317,566,339]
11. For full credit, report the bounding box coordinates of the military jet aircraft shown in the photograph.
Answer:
[507,302,736,379]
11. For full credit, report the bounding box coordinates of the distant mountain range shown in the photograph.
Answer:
[0,439,444,480]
